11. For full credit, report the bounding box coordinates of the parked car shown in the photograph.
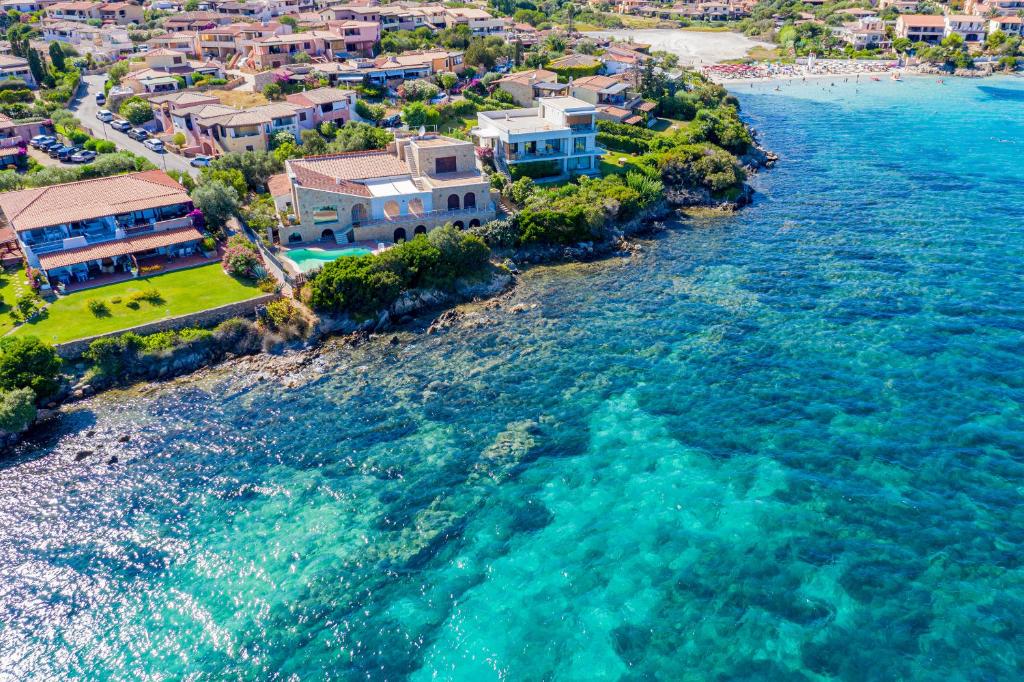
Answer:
[30,134,54,148]
[39,139,63,152]
[70,150,97,163]
[190,154,213,167]
[95,92,106,105]
[128,128,149,141]
[96,109,114,123]
[47,144,67,158]
[58,146,82,162]
[110,119,131,132]
[143,138,164,152]
[378,114,401,128]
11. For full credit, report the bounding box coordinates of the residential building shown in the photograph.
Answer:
[0,171,203,287]
[196,21,291,62]
[149,91,224,146]
[40,19,133,61]
[194,102,306,154]
[989,16,1024,37]
[567,75,653,124]
[473,97,604,178]
[324,19,380,56]
[877,0,919,11]
[443,7,504,36]
[45,1,100,21]
[147,31,202,57]
[945,15,987,42]
[0,55,34,88]
[966,0,1024,15]
[493,69,566,107]
[283,134,494,244]
[319,4,381,22]
[248,30,351,69]
[895,15,946,44]
[377,3,446,32]
[285,87,357,128]
[833,16,891,50]
[163,11,230,31]
[98,1,143,25]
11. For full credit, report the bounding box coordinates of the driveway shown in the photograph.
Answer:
[70,75,200,177]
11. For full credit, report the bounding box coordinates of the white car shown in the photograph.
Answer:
[190,154,213,167]
[96,109,113,123]
[143,138,165,152]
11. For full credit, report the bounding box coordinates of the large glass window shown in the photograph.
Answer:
[435,156,457,173]
[574,137,586,153]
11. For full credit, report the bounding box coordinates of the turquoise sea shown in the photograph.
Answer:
[2,76,1024,680]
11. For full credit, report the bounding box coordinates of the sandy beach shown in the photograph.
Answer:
[582,28,773,66]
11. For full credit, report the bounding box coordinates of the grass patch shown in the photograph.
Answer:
[13,263,262,344]
[0,267,25,336]
[209,89,268,109]
[746,46,783,61]
[600,150,643,176]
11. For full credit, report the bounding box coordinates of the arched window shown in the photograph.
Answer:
[288,232,302,243]
[393,227,407,243]
[453,221,464,229]
[447,194,460,211]
[408,198,424,215]
[351,204,367,225]
[384,200,401,218]
[414,225,427,235]
[469,219,480,228]
[320,229,335,241]
[463,192,476,209]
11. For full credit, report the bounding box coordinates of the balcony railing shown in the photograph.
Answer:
[506,149,565,161]
[569,124,595,133]
[355,203,495,229]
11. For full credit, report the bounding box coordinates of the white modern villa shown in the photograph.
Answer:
[473,97,604,179]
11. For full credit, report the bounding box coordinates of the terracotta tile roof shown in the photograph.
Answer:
[267,172,291,197]
[496,68,558,85]
[0,171,190,233]
[196,102,299,127]
[38,226,203,270]
[571,75,620,91]
[287,150,411,197]
[285,86,354,107]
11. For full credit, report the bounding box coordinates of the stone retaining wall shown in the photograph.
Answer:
[55,294,279,359]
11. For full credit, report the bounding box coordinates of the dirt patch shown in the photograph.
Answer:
[208,89,268,109]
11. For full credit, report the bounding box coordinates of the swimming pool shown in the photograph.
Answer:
[283,247,373,273]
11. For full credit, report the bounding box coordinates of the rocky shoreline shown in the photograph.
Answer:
[3,143,777,452]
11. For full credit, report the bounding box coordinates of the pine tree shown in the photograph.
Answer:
[48,42,65,73]
[27,49,48,88]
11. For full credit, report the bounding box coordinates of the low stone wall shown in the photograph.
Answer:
[55,293,279,359]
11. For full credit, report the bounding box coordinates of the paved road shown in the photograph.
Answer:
[70,75,199,177]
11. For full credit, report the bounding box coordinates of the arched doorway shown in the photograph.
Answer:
[384,200,401,219]
[351,204,367,225]
[463,192,476,209]
[393,227,407,243]
[469,219,480,227]
[288,232,302,243]
[447,194,460,211]
[453,221,464,229]
[320,229,335,241]
[414,225,427,235]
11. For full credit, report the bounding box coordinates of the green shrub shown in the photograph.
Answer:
[0,336,61,399]
[86,298,108,317]
[84,333,142,376]
[309,256,402,318]
[201,236,217,252]
[509,160,562,180]
[0,387,37,433]
[213,317,262,353]
[128,288,163,305]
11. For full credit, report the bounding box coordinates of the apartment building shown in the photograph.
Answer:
[195,102,302,154]
[443,7,504,36]
[163,11,230,31]
[40,20,133,61]
[473,97,604,178]
[325,19,380,56]
[966,0,1024,15]
[895,15,946,44]
[945,15,987,42]
[283,134,494,244]
[0,54,34,87]
[377,3,446,32]
[249,30,350,69]
[493,69,567,107]
[285,87,357,127]
[0,171,202,288]
[989,15,1024,36]
[147,31,202,57]
[196,21,291,61]
[833,16,890,50]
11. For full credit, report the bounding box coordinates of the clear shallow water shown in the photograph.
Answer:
[284,247,374,273]
[3,76,1024,680]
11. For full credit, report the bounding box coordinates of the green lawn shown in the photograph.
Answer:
[13,263,262,344]
[0,268,27,336]
[600,150,643,176]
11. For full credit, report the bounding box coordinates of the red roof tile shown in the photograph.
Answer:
[37,226,203,270]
